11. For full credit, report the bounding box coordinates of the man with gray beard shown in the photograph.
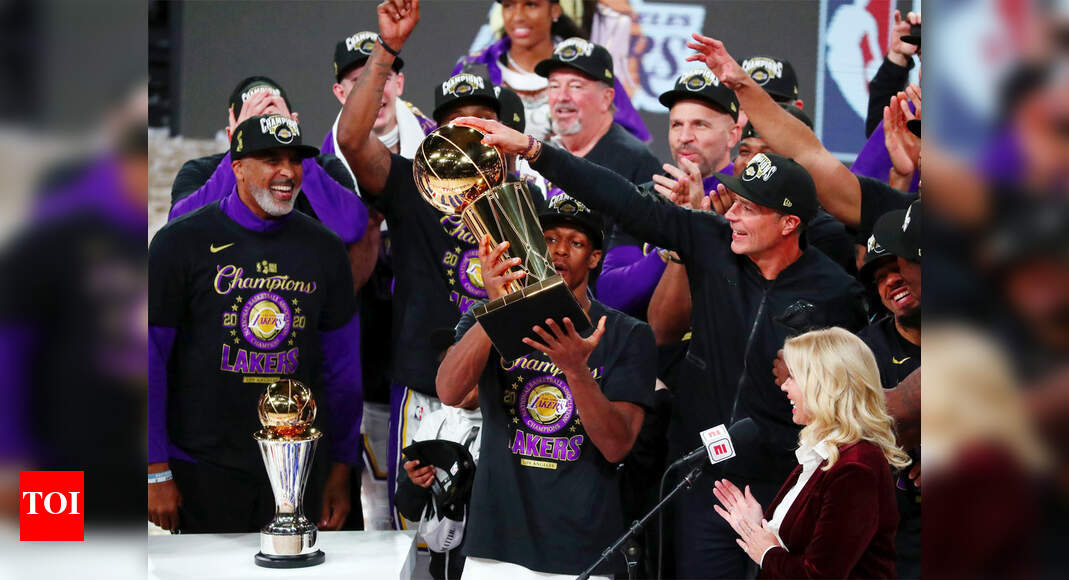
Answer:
[148,113,364,533]
[532,38,661,312]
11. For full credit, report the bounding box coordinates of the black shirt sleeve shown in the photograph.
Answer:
[530,144,722,257]
[857,175,917,241]
[601,319,657,410]
[170,153,225,206]
[148,225,189,327]
[865,57,914,137]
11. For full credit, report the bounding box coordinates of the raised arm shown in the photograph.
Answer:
[455,116,702,253]
[336,0,420,195]
[686,34,863,227]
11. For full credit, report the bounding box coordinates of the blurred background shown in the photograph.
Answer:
[0,0,1066,577]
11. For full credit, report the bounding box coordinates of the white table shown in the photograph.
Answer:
[148,530,417,580]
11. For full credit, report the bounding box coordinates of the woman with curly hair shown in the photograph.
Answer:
[714,327,911,578]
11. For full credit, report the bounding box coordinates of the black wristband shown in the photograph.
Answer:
[378,37,401,58]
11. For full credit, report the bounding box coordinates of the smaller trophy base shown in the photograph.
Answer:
[254,550,325,568]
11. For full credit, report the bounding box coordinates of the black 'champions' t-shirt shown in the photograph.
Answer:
[456,300,656,575]
[148,201,356,472]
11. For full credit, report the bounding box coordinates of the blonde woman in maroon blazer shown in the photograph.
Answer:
[713,327,911,578]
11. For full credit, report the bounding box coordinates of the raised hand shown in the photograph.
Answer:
[710,183,736,215]
[479,234,525,300]
[523,316,607,376]
[653,158,706,209]
[883,88,921,179]
[452,116,530,154]
[377,0,420,50]
[685,34,749,90]
[888,10,921,66]
[227,90,292,141]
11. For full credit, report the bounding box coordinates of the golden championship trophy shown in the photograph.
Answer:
[413,124,590,361]
[253,379,325,568]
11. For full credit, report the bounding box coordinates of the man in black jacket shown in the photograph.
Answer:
[456,116,866,578]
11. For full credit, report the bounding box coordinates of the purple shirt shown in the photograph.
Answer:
[454,37,651,143]
[149,192,364,465]
[169,153,368,245]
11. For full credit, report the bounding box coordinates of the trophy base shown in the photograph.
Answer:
[471,274,591,362]
[254,550,325,568]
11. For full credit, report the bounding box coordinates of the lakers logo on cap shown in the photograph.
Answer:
[260,115,300,145]
[555,38,593,62]
[742,153,778,182]
[741,57,784,87]
[680,68,720,92]
[442,73,486,97]
[549,194,588,215]
[345,31,379,55]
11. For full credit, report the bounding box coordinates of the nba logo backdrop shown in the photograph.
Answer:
[816,0,896,160]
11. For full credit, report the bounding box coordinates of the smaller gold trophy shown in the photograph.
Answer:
[253,379,325,568]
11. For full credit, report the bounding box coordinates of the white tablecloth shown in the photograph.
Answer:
[147,530,417,580]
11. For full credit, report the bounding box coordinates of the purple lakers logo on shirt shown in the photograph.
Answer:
[456,249,487,298]
[240,292,292,350]
[519,375,573,434]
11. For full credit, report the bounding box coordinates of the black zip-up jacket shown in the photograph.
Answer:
[531,144,866,479]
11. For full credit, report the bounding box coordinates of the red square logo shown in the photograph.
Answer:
[20,471,84,541]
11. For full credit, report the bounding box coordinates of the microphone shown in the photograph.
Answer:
[667,420,761,474]
[668,423,737,471]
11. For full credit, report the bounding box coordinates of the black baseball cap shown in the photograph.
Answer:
[902,23,921,48]
[230,114,319,160]
[228,76,292,117]
[432,73,501,124]
[534,38,614,86]
[872,200,922,263]
[540,194,604,249]
[658,67,739,121]
[715,153,818,223]
[742,104,812,139]
[740,56,799,102]
[333,31,404,82]
[496,86,526,133]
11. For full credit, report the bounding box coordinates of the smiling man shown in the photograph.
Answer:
[148,113,363,534]
[436,194,656,578]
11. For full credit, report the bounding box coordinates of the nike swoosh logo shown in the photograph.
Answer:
[210,243,235,253]
[892,356,911,365]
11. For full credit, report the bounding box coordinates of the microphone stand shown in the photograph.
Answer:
[576,463,708,580]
